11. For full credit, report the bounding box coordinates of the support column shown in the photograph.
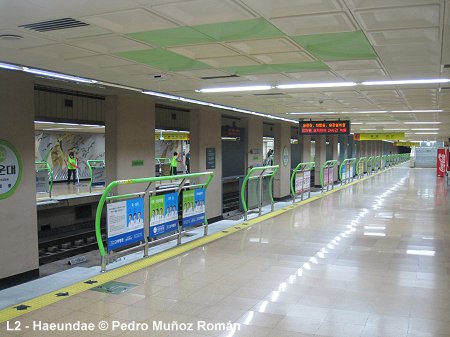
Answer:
[300,135,312,162]
[0,71,39,285]
[105,93,155,195]
[190,108,222,220]
[314,136,326,185]
[330,135,339,181]
[244,116,263,169]
[274,123,291,198]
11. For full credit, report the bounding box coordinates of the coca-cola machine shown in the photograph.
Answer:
[436,148,446,177]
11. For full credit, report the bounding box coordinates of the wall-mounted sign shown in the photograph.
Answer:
[206,148,216,169]
[0,140,22,200]
[394,142,420,147]
[354,133,405,141]
[282,146,289,167]
[299,121,350,135]
[155,132,189,141]
[221,126,244,139]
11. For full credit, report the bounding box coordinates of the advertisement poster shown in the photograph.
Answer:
[358,162,365,175]
[328,168,334,186]
[107,197,144,251]
[303,170,311,191]
[35,170,49,193]
[350,164,354,178]
[294,172,304,194]
[182,188,205,228]
[149,192,178,238]
[323,168,329,187]
[437,148,446,177]
[341,164,347,180]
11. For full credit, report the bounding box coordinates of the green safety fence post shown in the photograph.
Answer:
[240,165,279,221]
[95,171,214,272]
[339,158,357,185]
[366,156,375,175]
[87,160,106,193]
[320,160,338,192]
[290,162,315,203]
[35,161,53,198]
[356,157,366,178]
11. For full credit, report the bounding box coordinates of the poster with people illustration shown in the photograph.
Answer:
[149,192,178,238]
[107,197,144,251]
[182,188,205,228]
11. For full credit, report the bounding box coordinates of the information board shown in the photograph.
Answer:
[36,170,49,193]
[294,172,304,194]
[182,188,206,228]
[107,197,145,251]
[206,148,216,169]
[303,171,311,192]
[299,121,350,135]
[149,192,178,237]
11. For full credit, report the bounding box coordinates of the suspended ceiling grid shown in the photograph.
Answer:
[0,0,449,140]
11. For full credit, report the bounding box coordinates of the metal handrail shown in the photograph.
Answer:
[95,172,214,265]
[240,165,279,220]
[87,160,105,193]
[290,162,315,202]
[339,158,356,181]
[35,161,53,197]
[320,160,338,190]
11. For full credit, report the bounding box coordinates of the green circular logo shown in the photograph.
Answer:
[0,146,6,163]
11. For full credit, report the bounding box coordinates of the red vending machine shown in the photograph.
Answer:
[436,148,446,177]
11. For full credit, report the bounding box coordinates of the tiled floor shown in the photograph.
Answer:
[4,166,450,337]
[36,181,104,201]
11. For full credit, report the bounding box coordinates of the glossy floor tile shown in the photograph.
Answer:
[3,166,450,337]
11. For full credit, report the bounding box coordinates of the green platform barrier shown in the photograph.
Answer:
[356,157,367,177]
[320,160,338,191]
[95,171,214,272]
[290,162,315,203]
[35,161,53,197]
[240,165,279,221]
[87,160,106,193]
[339,158,356,184]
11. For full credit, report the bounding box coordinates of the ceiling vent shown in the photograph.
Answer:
[19,18,89,32]
[200,74,239,80]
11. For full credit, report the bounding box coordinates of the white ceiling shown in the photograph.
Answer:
[0,0,449,141]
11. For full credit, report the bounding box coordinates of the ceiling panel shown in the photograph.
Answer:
[103,64,163,76]
[175,68,234,78]
[293,31,377,61]
[151,0,255,26]
[223,61,329,75]
[69,35,151,53]
[168,43,238,59]
[355,5,440,31]
[69,55,134,68]
[252,51,314,64]
[287,71,339,81]
[367,27,439,46]
[271,12,356,36]
[0,29,55,49]
[226,38,301,54]
[199,55,259,68]
[346,0,440,10]
[82,8,177,34]
[336,68,388,81]
[238,0,342,18]
[21,43,96,59]
[326,59,383,70]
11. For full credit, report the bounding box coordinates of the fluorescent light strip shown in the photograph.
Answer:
[406,249,435,256]
[351,122,363,125]
[23,67,97,84]
[288,112,336,115]
[411,128,439,131]
[360,128,377,131]
[35,121,104,127]
[414,132,438,135]
[384,128,408,131]
[344,110,387,114]
[196,85,272,93]
[391,110,442,113]
[404,122,441,125]
[362,79,450,86]
[277,82,356,89]
[0,62,22,70]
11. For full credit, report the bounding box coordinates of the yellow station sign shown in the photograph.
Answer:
[155,132,190,141]
[354,133,405,141]
[394,142,420,147]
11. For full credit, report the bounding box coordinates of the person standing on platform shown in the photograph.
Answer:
[66,151,78,185]
[185,152,190,174]
[170,152,178,175]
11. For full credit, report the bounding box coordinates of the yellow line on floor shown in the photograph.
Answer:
[0,166,396,323]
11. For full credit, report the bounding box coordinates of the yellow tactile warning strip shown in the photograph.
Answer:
[0,167,396,323]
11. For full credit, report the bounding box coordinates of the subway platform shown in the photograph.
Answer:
[1,165,449,337]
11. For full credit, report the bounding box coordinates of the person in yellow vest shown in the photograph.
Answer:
[66,152,78,184]
[170,152,178,175]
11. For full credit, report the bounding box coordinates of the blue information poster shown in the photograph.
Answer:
[149,192,179,238]
[182,188,206,228]
[107,197,145,251]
